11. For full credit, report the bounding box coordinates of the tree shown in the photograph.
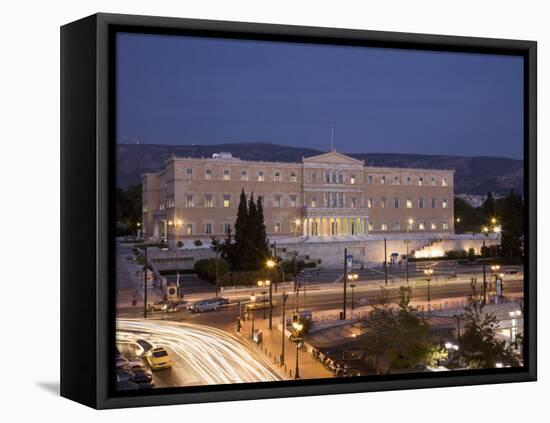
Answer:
[454,197,484,233]
[483,191,496,223]
[360,288,396,375]
[390,286,435,370]
[233,189,250,269]
[500,191,524,258]
[247,193,260,269]
[361,287,439,374]
[115,184,142,235]
[256,196,269,260]
[458,281,520,368]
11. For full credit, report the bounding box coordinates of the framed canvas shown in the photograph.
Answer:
[60,13,537,409]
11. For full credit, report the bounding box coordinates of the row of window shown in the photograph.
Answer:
[179,167,450,186]
[366,197,449,209]
[183,167,298,183]
[162,193,301,209]
[164,219,450,235]
[161,194,449,210]
[367,175,449,186]
[369,220,450,231]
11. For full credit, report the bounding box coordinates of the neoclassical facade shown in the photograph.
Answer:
[141,150,455,245]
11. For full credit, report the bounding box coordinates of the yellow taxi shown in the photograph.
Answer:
[146,347,172,371]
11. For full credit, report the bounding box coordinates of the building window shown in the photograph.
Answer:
[258,171,265,182]
[442,178,448,186]
[351,197,357,208]
[418,177,423,186]
[204,194,213,208]
[223,223,231,234]
[290,195,297,207]
[380,176,386,185]
[380,197,386,208]
[431,221,437,230]
[185,194,194,207]
[368,222,374,231]
[350,175,356,185]
[338,172,344,184]
[442,198,448,209]
[185,223,193,235]
[394,198,400,208]
[431,176,436,185]
[311,173,317,183]
[274,171,281,182]
[407,220,414,231]
[367,198,373,208]
[311,197,317,208]
[241,170,248,181]
[205,168,212,180]
[331,172,338,184]
[274,195,281,207]
[274,222,281,233]
[419,198,424,209]
[431,198,436,208]
[419,221,425,230]
[368,175,373,184]
[442,220,449,230]
[393,221,400,231]
[290,172,297,182]
[393,176,400,185]
[406,176,412,185]
[291,221,298,232]
[223,195,231,207]
[223,169,230,180]
[186,168,193,179]
[381,221,388,231]
[406,198,413,208]
[205,223,212,234]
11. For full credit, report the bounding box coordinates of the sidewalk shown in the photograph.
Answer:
[240,315,333,380]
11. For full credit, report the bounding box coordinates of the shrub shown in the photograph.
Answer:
[445,249,468,260]
[177,240,184,248]
[194,239,203,247]
[194,258,229,283]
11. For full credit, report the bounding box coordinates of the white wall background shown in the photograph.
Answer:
[1,0,546,420]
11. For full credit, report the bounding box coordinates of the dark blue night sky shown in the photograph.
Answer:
[116,32,524,159]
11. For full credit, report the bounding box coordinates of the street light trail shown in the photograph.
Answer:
[117,319,285,386]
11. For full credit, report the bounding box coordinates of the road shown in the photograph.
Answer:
[117,318,285,387]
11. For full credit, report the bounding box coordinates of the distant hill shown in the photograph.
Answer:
[116,142,523,196]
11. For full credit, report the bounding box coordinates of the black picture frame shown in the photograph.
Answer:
[60,12,537,409]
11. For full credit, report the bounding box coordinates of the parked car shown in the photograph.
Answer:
[146,347,172,371]
[501,269,521,278]
[116,380,140,391]
[147,301,168,312]
[130,368,153,383]
[188,299,223,313]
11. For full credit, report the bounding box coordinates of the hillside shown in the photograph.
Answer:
[116,142,523,195]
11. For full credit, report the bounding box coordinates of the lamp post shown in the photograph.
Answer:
[169,219,183,298]
[348,273,358,310]
[406,218,413,284]
[257,280,270,319]
[292,321,303,379]
[342,247,348,319]
[142,246,148,318]
[266,259,275,329]
[424,268,434,302]
[280,292,288,365]
[249,293,256,339]
[491,264,500,294]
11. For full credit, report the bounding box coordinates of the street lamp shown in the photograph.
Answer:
[348,273,358,309]
[293,219,302,298]
[406,218,414,284]
[257,279,270,319]
[171,219,183,298]
[266,259,276,330]
[280,292,289,365]
[292,321,303,379]
[424,268,434,302]
[249,293,256,339]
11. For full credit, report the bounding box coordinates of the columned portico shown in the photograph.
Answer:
[302,207,369,240]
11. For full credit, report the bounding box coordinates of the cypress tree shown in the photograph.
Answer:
[483,192,496,223]
[234,189,249,269]
[247,193,259,269]
[256,196,269,262]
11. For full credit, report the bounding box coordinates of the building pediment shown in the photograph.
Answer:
[303,150,364,166]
